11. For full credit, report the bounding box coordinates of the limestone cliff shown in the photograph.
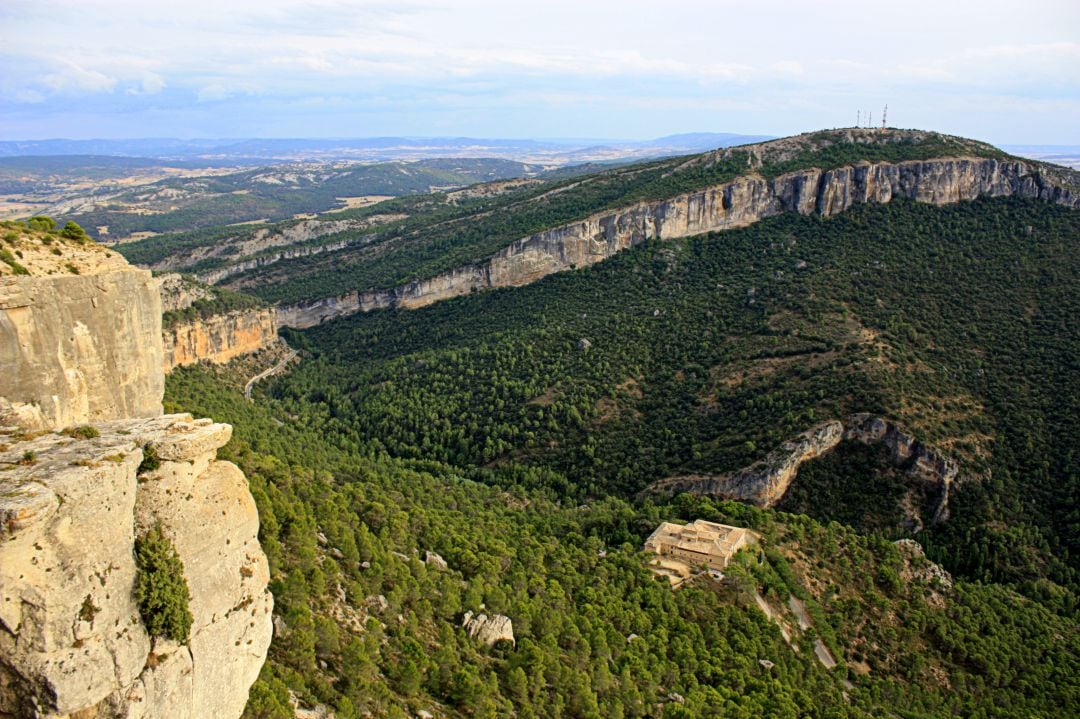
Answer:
[650,415,958,522]
[162,308,278,372]
[0,415,272,718]
[0,223,272,718]
[277,156,1080,328]
[158,274,279,372]
[0,230,163,430]
[652,422,845,508]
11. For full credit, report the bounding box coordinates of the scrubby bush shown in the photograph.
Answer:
[134,525,192,643]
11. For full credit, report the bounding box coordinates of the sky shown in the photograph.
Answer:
[2,0,1079,144]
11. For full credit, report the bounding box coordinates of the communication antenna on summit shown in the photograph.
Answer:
[857,110,860,127]
[881,104,888,130]
[869,111,872,128]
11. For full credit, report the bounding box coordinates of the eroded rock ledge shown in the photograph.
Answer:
[648,414,959,523]
[277,157,1079,328]
[0,414,273,719]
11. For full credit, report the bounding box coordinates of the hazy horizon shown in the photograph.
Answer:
[2,1,1078,145]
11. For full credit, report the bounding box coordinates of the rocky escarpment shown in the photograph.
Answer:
[1,244,163,430]
[158,274,279,372]
[163,308,278,372]
[649,414,959,524]
[0,415,272,718]
[277,156,1080,328]
[652,422,846,508]
[0,224,271,718]
[196,237,356,285]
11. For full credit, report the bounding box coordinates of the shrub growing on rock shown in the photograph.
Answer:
[134,525,192,643]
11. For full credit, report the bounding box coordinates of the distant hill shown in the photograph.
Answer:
[0,132,771,163]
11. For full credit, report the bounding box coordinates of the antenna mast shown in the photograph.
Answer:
[857,110,860,127]
[881,104,888,130]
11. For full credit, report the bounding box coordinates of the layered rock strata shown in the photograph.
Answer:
[277,157,1080,328]
[0,414,272,719]
[650,415,958,520]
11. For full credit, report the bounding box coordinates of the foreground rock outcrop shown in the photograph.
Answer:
[650,415,958,522]
[0,224,271,718]
[277,155,1080,327]
[0,415,272,718]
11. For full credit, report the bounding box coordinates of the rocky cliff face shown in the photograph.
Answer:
[0,415,272,719]
[650,415,958,522]
[198,237,355,285]
[277,157,1080,328]
[163,308,278,372]
[1,239,163,430]
[0,227,271,718]
[652,422,845,508]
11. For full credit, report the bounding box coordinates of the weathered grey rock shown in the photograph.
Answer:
[895,539,953,591]
[277,154,1080,328]
[424,551,448,571]
[652,415,959,516]
[654,422,844,507]
[462,611,514,647]
[158,273,215,312]
[0,415,272,719]
[289,689,337,719]
[0,269,164,430]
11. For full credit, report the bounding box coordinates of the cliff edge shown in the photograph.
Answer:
[0,220,272,718]
[1,226,163,430]
[278,153,1079,328]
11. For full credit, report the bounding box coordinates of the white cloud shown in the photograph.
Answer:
[41,60,117,94]
[127,72,166,95]
[13,88,45,104]
[0,1,1077,141]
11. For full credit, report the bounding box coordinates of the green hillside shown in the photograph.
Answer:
[119,129,1014,302]
[155,133,1080,717]
[168,356,1077,719]
[236,129,1010,304]
[275,196,1080,589]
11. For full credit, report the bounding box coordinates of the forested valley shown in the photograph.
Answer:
[165,193,1080,717]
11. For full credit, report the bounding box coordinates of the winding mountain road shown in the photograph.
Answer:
[244,349,298,400]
